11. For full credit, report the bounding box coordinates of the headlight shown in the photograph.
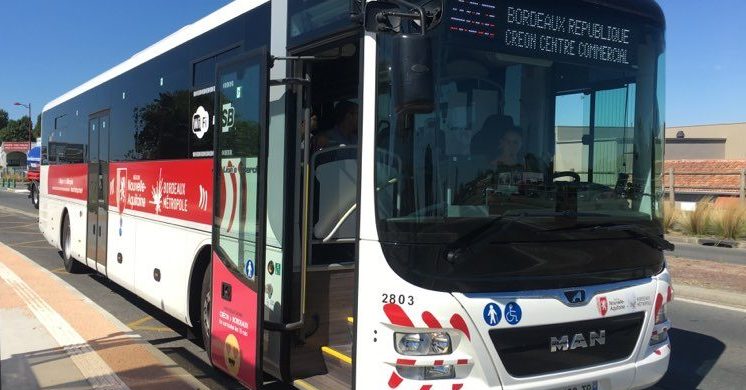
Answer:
[394,332,452,356]
[397,364,455,380]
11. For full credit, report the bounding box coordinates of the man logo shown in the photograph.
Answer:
[550,330,606,352]
[564,289,586,304]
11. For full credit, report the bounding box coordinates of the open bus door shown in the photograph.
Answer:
[210,48,269,389]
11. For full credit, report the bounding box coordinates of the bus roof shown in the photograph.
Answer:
[44,0,663,114]
[43,0,268,113]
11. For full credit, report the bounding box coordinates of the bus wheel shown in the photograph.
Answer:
[200,266,212,357]
[61,214,82,273]
[31,183,39,209]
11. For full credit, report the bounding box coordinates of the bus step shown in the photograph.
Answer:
[321,344,352,386]
[293,374,348,390]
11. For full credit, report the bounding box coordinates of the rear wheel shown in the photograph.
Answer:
[200,265,213,358]
[61,214,82,273]
[30,183,39,209]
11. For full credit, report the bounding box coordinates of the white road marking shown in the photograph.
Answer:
[0,262,130,389]
[675,297,746,314]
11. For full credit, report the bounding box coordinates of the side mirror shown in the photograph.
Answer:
[392,34,434,114]
[364,1,401,33]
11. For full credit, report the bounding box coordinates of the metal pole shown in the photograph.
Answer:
[28,103,32,151]
[668,168,675,204]
[740,169,745,204]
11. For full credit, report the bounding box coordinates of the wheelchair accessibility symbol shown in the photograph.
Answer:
[504,302,522,325]
[483,303,501,326]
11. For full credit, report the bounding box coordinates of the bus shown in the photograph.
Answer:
[39,0,672,389]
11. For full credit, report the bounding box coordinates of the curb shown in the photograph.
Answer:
[2,244,208,390]
[666,234,746,249]
[0,187,29,194]
[672,284,746,310]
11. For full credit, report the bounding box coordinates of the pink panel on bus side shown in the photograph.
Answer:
[210,253,258,389]
[108,159,212,224]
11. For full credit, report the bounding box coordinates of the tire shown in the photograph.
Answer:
[61,213,82,273]
[200,265,213,357]
[31,183,39,209]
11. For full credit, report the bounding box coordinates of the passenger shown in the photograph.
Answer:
[321,100,358,148]
[471,114,539,171]
[493,127,524,167]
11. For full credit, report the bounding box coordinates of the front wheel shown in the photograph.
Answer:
[200,265,213,358]
[30,183,39,209]
[61,214,82,273]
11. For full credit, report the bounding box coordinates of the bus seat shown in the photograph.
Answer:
[312,147,358,241]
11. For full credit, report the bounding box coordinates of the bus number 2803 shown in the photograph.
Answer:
[382,293,414,306]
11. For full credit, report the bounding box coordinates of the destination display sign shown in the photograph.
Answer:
[447,0,639,68]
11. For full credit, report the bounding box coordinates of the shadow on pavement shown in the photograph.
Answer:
[0,331,204,389]
[655,328,725,389]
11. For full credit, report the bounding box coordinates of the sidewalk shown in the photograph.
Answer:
[0,243,206,389]
[668,257,746,309]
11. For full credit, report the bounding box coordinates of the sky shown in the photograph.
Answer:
[1,0,745,127]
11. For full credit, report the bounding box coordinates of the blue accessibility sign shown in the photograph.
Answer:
[483,303,501,326]
[244,259,255,280]
[504,302,522,325]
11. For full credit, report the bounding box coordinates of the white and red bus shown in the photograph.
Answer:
[39,0,672,389]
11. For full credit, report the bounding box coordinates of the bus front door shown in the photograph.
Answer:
[86,112,110,273]
[210,49,269,389]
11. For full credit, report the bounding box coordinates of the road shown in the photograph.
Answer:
[669,242,746,266]
[1,190,744,390]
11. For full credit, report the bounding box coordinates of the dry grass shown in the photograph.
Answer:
[662,202,677,233]
[711,203,746,240]
[678,198,714,236]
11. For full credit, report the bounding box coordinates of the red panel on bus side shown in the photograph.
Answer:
[108,159,212,224]
[47,164,88,200]
[210,253,259,389]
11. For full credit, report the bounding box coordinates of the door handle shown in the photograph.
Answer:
[221,282,232,301]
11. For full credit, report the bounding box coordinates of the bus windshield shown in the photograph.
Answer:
[374,1,666,292]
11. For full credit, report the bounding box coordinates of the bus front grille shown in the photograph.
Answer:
[489,312,645,377]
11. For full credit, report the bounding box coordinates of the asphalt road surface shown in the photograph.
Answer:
[669,242,746,266]
[1,190,744,390]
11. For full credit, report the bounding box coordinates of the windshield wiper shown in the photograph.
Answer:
[444,211,603,263]
[551,223,675,251]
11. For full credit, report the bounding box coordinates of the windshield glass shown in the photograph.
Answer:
[374,1,665,292]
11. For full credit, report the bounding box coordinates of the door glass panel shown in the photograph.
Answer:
[216,61,262,277]
[211,53,266,389]
[88,119,99,163]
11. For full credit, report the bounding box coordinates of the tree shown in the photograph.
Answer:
[0,116,33,142]
[0,109,8,131]
[34,114,41,139]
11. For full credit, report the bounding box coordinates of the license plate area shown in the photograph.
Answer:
[554,381,598,390]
